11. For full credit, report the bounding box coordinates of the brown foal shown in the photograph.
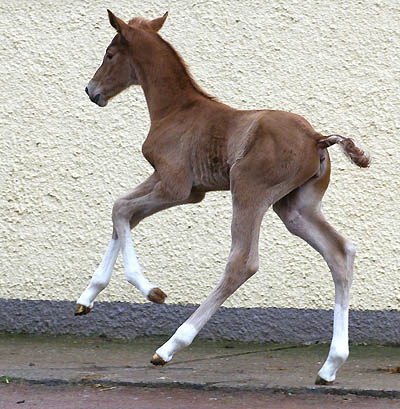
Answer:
[77,10,370,384]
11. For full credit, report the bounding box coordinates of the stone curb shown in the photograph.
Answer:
[3,376,399,399]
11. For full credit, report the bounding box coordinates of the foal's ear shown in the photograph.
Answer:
[107,10,129,35]
[149,12,168,32]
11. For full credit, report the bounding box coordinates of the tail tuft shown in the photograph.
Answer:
[318,135,371,168]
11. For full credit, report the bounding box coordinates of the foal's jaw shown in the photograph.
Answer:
[85,80,108,107]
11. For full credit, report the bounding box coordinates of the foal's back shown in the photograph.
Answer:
[153,99,322,194]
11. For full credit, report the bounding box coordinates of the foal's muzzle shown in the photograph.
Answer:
[85,87,100,104]
[85,81,108,107]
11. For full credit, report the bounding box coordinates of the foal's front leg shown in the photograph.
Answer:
[115,211,166,304]
[75,174,159,315]
[112,176,205,304]
[75,173,199,314]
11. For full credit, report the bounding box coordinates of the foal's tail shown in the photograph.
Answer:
[318,135,371,168]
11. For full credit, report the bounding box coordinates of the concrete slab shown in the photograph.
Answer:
[0,334,399,398]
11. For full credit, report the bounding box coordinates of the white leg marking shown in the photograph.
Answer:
[318,242,354,382]
[77,238,120,307]
[120,225,155,298]
[155,323,197,362]
[318,303,349,382]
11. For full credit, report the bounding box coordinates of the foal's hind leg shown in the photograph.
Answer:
[273,157,355,384]
[152,172,270,365]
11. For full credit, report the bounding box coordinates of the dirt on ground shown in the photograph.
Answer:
[0,383,399,409]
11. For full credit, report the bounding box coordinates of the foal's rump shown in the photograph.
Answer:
[230,110,370,205]
[230,110,322,194]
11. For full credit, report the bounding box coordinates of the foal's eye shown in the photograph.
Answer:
[106,53,113,60]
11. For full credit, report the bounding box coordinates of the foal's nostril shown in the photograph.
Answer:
[85,86,89,95]
[93,94,100,104]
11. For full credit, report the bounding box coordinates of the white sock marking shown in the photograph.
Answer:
[318,303,349,382]
[121,227,155,298]
[77,238,120,307]
[156,323,198,362]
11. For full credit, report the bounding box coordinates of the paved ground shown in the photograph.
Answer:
[0,333,399,408]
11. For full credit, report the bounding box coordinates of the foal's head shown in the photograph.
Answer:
[85,10,168,107]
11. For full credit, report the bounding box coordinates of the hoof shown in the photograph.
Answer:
[148,288,167,304]
[74,304,92,316]
[315,375,334,385]
[151,353,167,366]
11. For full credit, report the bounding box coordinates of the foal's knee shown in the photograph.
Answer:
[112,197,128,223]
[244,256,259,277]
[229,248,259,275]
[221,250,259,295]
[112,197,141,227]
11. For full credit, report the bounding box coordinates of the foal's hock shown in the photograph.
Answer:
[77,10,370,385]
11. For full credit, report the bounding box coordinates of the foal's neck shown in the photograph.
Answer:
[134,33,214,122]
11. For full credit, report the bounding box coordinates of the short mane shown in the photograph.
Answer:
[159,36,217,101]
[128,17,217,102]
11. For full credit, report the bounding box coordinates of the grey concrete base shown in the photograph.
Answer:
[2,334,400,399]
[0,299,399,344]
[1,334,400,399]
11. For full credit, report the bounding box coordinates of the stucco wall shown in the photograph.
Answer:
[1,0,399,317]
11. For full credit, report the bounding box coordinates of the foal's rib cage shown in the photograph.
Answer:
[78,9,370,385]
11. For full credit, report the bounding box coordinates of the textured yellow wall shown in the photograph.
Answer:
[1,0,399,311]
